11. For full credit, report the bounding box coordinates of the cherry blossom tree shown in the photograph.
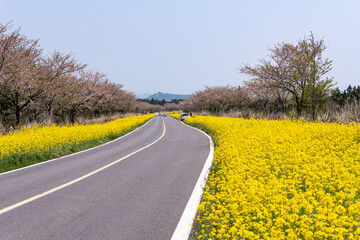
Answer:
[240,33,333,118]
[181,86,248,113]
[39,51,86,120]
[0,22,146,128]
[0,25,44,126]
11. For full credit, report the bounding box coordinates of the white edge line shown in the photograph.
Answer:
[171,119,214,240]
[0,116,155,176]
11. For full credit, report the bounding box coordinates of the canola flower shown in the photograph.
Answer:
[184,116,360,240]
[0,114,153,172]
[171,113,182,120]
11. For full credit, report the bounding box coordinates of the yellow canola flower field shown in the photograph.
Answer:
[0,114,153,164]
[185,116,360,240]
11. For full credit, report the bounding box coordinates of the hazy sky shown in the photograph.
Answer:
[1,0,359,96]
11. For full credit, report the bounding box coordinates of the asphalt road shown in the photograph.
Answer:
[0,116,210,240]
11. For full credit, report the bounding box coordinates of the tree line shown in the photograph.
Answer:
[138,98,183,106]
[0,23,151,130]
[2,23,357,128]
[180,33,359,122]
[331,85,360,106]
[180,84,359,120]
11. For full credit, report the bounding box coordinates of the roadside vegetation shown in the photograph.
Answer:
[170,113,182,120]
[183,115,360,239]
[0,114,153,173]
[180,33,359,123]
[0,23,155,133]
[1,24,358,131]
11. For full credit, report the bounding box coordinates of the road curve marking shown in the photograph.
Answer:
[0,118,166,215]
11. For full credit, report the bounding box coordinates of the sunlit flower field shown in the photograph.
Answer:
[0,114,153,172]
[184,116,360,239]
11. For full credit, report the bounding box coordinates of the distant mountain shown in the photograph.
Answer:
[145,92,192,101]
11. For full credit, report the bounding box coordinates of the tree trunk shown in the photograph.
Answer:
[295,95,301,116]
[15,107,21,126]
[312,102,316,121]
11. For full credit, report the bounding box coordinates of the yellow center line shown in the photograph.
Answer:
[0,118,166,215]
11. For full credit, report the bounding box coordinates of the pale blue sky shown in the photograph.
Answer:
[1,0,359,96]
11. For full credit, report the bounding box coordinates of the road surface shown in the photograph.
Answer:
[0,116,210,240]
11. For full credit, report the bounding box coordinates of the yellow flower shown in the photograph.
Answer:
[187,115,360,239]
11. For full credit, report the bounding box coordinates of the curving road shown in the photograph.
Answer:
[0,116,210,240]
